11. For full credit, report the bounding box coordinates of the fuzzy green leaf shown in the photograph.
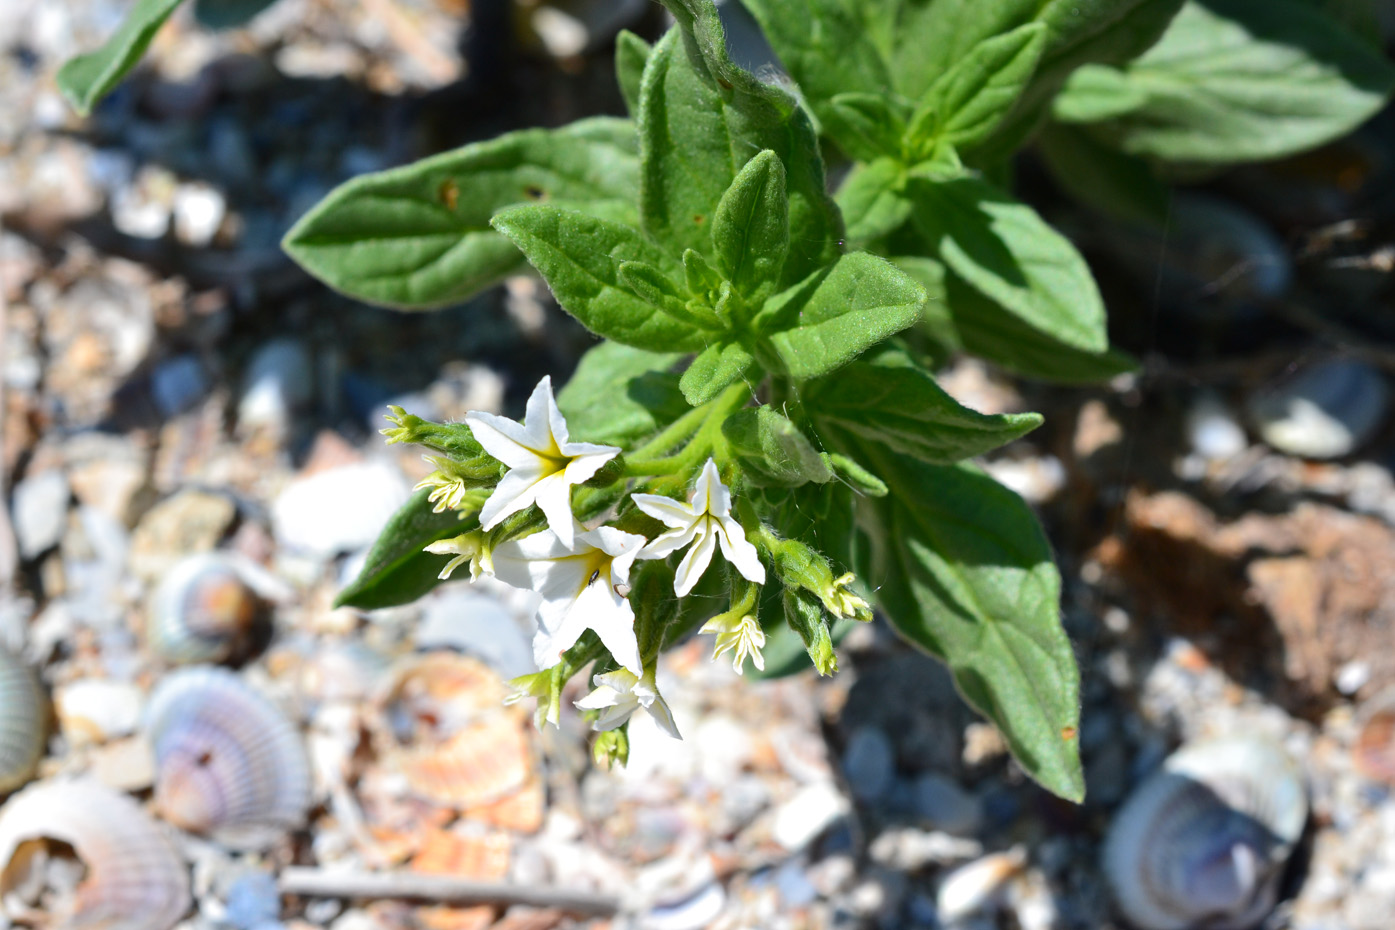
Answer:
[616,30,652,117]
[764,252,926,381]
[335,489,479,610]
[1049,64,1151,122]
[723,406,832,487]
[557,342,687,446]
[808,349,1043,464]
[906,22,1048,156]
[57,0,186,114]
[905,172,1107,354]
[821,93,907,162]
[1052,0,1395,163]
[835,158,910,245]
[851,445,1084,802]
[283,118,639,310]
[712,150,790,303]
[491,205,706,352]
[638,14,841,290]
[679,340,757,405]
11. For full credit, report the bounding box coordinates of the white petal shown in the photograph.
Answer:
[647,695,682,739]
[586,526,645,584]
[639,523,701,560]
[693,458,730,517]
[674,522,718,597]
[573,684,623,710]
[631,493,696,529]
[531,472,577,548]
[523,376,564,453]
[716,515,767,584]
[465,411,546,469]
[561,447,621,486]
[478,466,545,530]
[592,700,640,731]
[491,531,586,598]
[580,584,642,676]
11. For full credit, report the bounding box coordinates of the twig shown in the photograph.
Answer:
[277,868,620,917]
[0,216,17,593]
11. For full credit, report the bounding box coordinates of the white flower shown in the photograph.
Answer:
[700,612,766,673]
[574,667,681,739]
[491,524,645,676]
[465,376,620,549]
[423,531,486,581]
[632,458,766,597]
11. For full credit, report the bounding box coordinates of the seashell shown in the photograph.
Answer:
[936,847,1027,923]
[54,679,144,748]
[0,647,46,795]
[0,779,190,930]
[148,553,263,665]
[145,666,312,850]
[394,715,531,809]
[1103,736,1307,930]
[1353,687,1395,784]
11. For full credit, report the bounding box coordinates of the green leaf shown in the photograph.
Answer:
[1051,0,1395,163]
[754,583,856,679]
[1050,64,1151,123]
[835,158,911,245]
[906,22,1048,156]
[193,0,279,28]
[782,586,838,675]
[712,150,790,303]
[1036,123,1169,226]
[808,349,1043,464]
[557,341,687,446]
[57,0,186,115]
[335,489,479,610]
[616,30,653,117]
[763,252,926,380]
[905,172,1108,354]
[679,340,757,405]
[491,205,706,352]
[853,446,1083,802]
[723,406,832,487]
[283,118,640,310]
[821,93,908,163]
[638,15,841,290]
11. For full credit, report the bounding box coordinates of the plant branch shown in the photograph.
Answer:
[277,868,618,917]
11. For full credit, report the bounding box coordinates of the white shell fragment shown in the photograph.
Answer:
[1103,736,1307,930]
[145,666,312,850]
[148,553,262,666]
[0,779,191,930]
[0,647,45,795]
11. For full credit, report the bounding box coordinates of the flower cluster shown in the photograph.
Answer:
[385,376,870,749]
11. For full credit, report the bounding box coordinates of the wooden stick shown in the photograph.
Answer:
[0,217,17,593]
[277,868,619,917]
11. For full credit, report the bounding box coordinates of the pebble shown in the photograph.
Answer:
[913,773,983,835]
[271,459,410,559]
[129,489,238,581]
[151,354,209,416]
[1187,392,1247,461]
[238,339,315,437]
[1249,359,1389,459]
[843,726,896,803]
[172,181,227,247]
[12,468,69,559]
[225,871,282,930]
[415,588,534,679]
[772,782,850,852]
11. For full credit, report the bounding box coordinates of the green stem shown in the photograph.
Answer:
[625,383,751,477]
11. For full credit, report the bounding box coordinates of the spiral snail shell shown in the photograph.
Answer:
[0,646,46,795]
[1103,736,1307,930]
[145,666,312,850]
[0,779,190,930]
[148,554,263,666]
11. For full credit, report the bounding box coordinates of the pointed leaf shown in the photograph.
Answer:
[335,489,482,610]
[557,342,687,446]
[679,340,757,405]
[723,406,832,487]
[616,30,652,117]
[764,252,926,381]
[905,172,1107,354]
[821,93,907,163]
[57,0,186,114]
[835,158,910,245]
[808,349,1043,464]
[283,118,639,310]
[712,150,789,302]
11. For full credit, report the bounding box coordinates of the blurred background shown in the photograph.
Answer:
[3,1,1395,928]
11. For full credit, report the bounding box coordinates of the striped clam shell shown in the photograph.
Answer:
[1103,736,1307,930]
[0,647,45,795]
[0,779,190,930]
[148,554,261,666]
[145,667,311,850]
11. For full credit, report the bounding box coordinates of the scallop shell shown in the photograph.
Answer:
[0,779,190,930]
[0,646,46,795]
[145,667,311,850]
[148,554,261,665]
[1103,736,1307,930]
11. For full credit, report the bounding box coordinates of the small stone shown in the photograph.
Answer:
[225,871,282,930]
[1337,660,1372,696]
[272,460,410,559]
[111,164,177,239]
[129,489,237,581]
[150,354,208,416]
[65,431,152,526]
[1249,359,1389,459]
[415,588,534,679]
[772,783,850,851]
[1187,392,1247,461]
[913,774,983,835]
[843,727,896,803]
[172,182,227,247]
[12,468,70,560]
[238,339,314,437]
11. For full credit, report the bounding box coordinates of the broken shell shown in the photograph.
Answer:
[1354,687,1395,784]
[1103,736,1307,930]
[54,679,144,748]
[0,647,46,795]
[146,666,312,850]
[0,779,191,930]
[148,553,262,665]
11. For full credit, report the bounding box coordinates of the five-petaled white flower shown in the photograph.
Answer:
[632,458,766,597]
[574,667,681,739]
[491,524,645,676]
[701,612,766,673]
[465,376,620,550]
